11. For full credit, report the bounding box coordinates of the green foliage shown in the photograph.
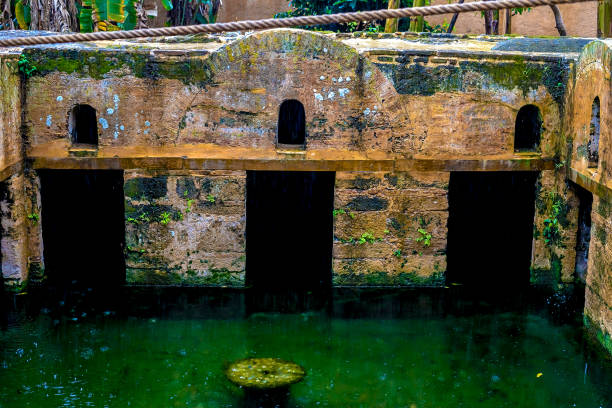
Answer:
[541,192,566,247]
[183,190,195,213]
[15,0,31,29]
[416,228,431,247]
[127,212,151,224]
[27,212,39,224]
[339,231,383,245]
[206,194,216,203]
[161,0,173,10]
[159,211,171,225]
[79,0,138,33]
[333,208,355,219]
[357,231,377,245]
[393,249,402,258]
[275,0,417,32]
[18,54,37,78]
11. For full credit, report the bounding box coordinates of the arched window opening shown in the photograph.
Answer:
[588,97,600,168]
[514,105,542,152]
[69,104,98,146]
[277,100,306,146]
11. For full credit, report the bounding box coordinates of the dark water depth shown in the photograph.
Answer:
[0,287,611,408]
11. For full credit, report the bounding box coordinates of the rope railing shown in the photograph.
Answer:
[0,0,596,47]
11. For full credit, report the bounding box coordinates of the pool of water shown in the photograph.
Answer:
[0,287,610,408]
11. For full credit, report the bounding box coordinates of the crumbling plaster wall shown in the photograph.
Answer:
[23,30,565,161]
[569,40,612,355]
[124,170,245,286]
[0,53,45,289]
[333,171,448,286]
[0,171,44,289]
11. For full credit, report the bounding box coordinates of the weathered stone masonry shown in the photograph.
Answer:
[0,30,608,354]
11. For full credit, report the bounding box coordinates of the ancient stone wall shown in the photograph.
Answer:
[0,171,44,289]
[124,170,245,286]
[333,171,448,286]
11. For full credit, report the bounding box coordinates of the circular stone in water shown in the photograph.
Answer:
[225,358,305,390]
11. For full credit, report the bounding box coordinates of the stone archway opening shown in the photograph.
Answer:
[69,104,98,146]
[573,184,593,282]
[514,105,542,152]
[277,100,306,147]
[588,97,600,168]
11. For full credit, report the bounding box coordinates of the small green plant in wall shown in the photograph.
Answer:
[159,212,171,225]
[542,192,566,247]
[333,208,355,219]
[206,194,216,203]
[416,228,432,247]
[18,54,37,78]
[183,190,195,213]
[27,213,39,224]
[127,212,151,225]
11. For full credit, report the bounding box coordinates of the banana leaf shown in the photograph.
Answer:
[161,0,173,11]
[94,0,126,25]
[79,7,93,32]
[15,0,30,29]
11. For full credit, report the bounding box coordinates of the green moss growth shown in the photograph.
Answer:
[332,270,445,286]
[389,58,569,106]
[24,49,213,86]
[584,315,612,358]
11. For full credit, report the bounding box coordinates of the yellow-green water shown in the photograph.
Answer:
[0,288,610,408]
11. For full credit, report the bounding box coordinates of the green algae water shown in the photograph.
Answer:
[0,288,611,408]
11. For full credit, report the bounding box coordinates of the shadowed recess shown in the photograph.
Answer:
[514,104,542,152]
[246,171,335,290]
[447,171,538,287]
[39,170,125,287]
[69,104,98,145]
[588,97,600,168]
[277,100,306,146]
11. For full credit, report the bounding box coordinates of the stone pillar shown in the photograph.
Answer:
[124,170,246,286]
[584,194,612,355]
[332,171,449,286]
[0,171,44,290]
[530,170,580,288]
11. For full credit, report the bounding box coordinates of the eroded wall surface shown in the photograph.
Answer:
[568,40,612,355]
[124,170,246,285]
[333,171,448,286]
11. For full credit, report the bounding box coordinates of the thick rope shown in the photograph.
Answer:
[0,0,595,47]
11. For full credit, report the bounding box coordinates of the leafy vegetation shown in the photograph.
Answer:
[416,228,431,247]
[275,0,449,33]
[26,212,39,224]
[18,54,37,78]
[159,211,171,225]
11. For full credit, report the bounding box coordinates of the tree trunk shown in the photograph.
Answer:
[28,0,78,31]
[1,0,14,30]
[384,0,401,33]
[505,8,511,34]
[409,0,426,32]
[550,5,567,36]
[447,0,465,34]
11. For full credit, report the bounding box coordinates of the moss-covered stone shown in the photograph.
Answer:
[332,270,445,286]
[124,177,167,200]
[346,196,388,211]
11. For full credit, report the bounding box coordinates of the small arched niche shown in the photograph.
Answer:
[514,105,542,152]
[69,104,98,146]
[588,97,600,168]
[277,100,306,147]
